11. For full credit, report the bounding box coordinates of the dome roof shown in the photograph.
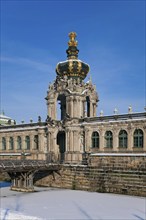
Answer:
[0,112,15,126]
[56,32,90,80]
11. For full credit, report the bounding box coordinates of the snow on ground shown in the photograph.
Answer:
[0,208,41,220]
[0,186,145,220]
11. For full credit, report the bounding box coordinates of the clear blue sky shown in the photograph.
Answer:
[1,0,145,123]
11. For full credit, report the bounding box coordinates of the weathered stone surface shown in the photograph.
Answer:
[35,156,146,197]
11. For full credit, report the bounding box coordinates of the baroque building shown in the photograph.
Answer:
[0,32,146,163]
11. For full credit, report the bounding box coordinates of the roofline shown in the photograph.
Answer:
[0,122,47,130]
[79,112,146,123]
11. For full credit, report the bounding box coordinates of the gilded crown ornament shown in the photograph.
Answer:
[56,32,90,80]
[68,32,78,47]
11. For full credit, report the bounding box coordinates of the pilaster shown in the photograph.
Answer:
[6,137,9,151]
[30,135,34,151]
[85,128,91,152]
[13,136,17,151]
[128,129,134,151]
[144,129,146,151]
[99,129,104,151]
[22,136,25,151]
[113,129,119,151]
[0,138,2,151]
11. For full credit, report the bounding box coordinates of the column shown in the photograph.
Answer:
[47,132,51,152]
[73,98,77,117]
[0,138,2,151]
[71,98,73,117]
[38,132,43,152]
[93,103,97,117]
[90,101,93,117]
[84,129,90,152]
[65,130,69,152]
[73,130,79,152]
[70,131,74,152]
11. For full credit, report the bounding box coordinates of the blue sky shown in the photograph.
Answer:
[1,0,145,123]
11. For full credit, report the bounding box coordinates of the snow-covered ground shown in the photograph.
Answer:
[0,186,145,220]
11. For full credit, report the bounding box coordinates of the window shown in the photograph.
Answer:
[25,136,30,150]
[2,137,6,150]
[105,131,113,148]
[92,131,99,148]
[57,94,66,120]
[134,129,143,148]
[17,136,22,150]
[86,96,90,117]
[119,130,128,148]
[9,137,14,150]
[34,135,39,150]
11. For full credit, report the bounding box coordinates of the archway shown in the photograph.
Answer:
[57,94,66,120]
[86,96,90,117]
[57,131,66,163]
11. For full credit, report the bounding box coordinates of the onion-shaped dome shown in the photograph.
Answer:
[56,32,90,80]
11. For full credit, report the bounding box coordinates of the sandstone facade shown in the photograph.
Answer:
[0,32,145,163]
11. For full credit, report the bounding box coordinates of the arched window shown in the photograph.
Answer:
[105,131,113,148]
[92,131,99,148]
[2,137,6,150]
[57,94,66,120]
[17,136,22,150]
[119,130,128,148]
[25,136,30,150]
[134,129,143,148]
[34,135,39,150]
[9,137,14,150]
[86,96,90,117]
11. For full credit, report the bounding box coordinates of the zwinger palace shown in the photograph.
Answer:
[0,32,146,163]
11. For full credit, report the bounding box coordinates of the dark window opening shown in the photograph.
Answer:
[25,136,30,150]
[57,131,66,162]
[9,137,14,150]
[34,135,39,150]
[86,96,90,117]
[105,131,113,148]
[2,137,6,150]
[57,94,66,120]
[134,129,143,148]
[119,130,128,148]
[92,131,99,148]
[17,136,22,150]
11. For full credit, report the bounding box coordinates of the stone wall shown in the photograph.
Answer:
[35,155,146,197]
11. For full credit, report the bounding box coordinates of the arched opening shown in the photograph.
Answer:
[119,130,128,148]
[57,131,66,163]
[86,96,90,117]
[25,136,30,150]
[92,131,99,148]
[57,94,66,120]
[105,131,113,148]
[17,136,22,150]
[2,137,6,150]
[34,135,39,150]
[134,129,143,148]
[9,137,14,150]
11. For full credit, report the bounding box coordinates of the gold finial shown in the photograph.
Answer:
[68,32,78,47]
